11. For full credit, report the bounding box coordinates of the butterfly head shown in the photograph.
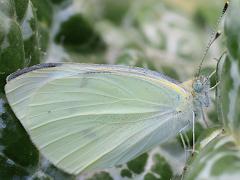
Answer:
[192,76,210,107]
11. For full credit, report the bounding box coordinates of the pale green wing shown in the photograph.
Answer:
[5,63,192,175]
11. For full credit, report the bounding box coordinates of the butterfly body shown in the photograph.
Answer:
[4,63,210,175]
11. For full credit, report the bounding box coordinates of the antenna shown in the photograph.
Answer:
[196,1,229,77]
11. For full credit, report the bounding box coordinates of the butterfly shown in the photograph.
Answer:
[4,63,210,175]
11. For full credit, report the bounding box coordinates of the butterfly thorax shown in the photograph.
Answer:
[191,76,210,113]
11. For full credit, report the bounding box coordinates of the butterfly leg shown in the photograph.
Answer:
[207,70,220,91]
[179,122,191,180]
[183,133,190,148]
[180,133,189,165]
[179,121,191,163]
[208,69,220,91]
[210,81,220,91]
[201,106,209,128]
[208,70,216,79]
[192,111,195,155]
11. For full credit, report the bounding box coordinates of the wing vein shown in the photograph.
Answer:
[29,110,174,131]
[71,112,174,173]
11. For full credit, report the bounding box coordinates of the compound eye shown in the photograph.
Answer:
[193,80,203,93]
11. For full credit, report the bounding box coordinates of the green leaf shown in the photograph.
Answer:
[21,1,41,66]
[0,93,39,178]
[224,0,240,60]
[144,173,159,180]
[193,1,223,28]
[0,154,29,179]
[184,134,240,180]
[86,172,113,180]
[50,0,71,5]
[100,0,131,24]
[30,0,52,55]
[127,153,148,174]
[161,65,180,81]
[217,0,240,143]
[14,0,29,23]
[120,169,132,178]
[37,24,50,53]
[55,14,106,54]
[0,12,25,91]
[150,154,172,180]
[116,49,157,71]
[30,0,53,27]
[0,0,15,18]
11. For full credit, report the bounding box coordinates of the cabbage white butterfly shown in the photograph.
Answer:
[4,1,229,176]
[5,63,209,175]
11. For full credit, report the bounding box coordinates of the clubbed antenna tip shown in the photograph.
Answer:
[196,1,230,77]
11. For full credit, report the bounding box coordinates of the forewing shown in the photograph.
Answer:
[5,63,190,175]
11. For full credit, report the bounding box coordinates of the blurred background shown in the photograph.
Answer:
[44,0,224,80]
[0,0,232,179]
